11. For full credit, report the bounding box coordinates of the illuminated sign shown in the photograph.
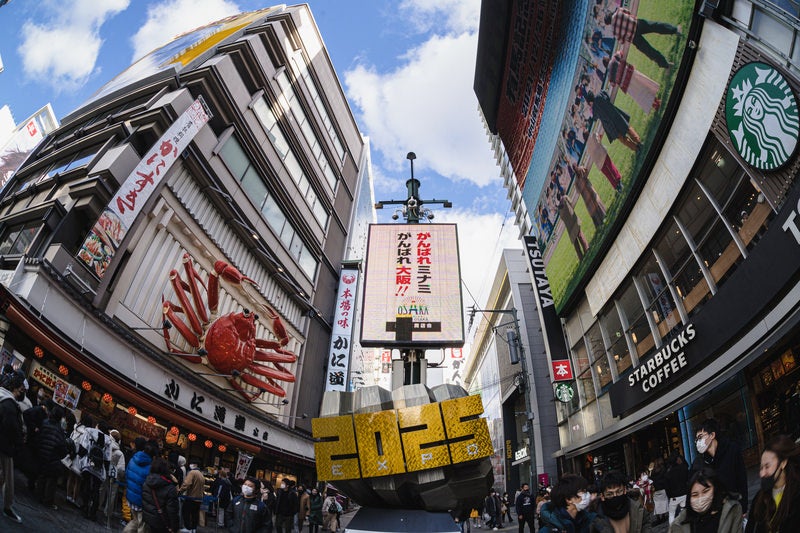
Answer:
[325,268,359,392]
[77,97,211,278]
[312,394,492,481]
[360,224,464,348]
[725,61,799,171]
[554,382,574,403]
[551,359,574,381]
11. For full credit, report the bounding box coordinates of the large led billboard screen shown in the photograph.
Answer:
[517,0,695,311]
[360,224,464,348]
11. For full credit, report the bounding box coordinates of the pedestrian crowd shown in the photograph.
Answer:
[0,366,346,533]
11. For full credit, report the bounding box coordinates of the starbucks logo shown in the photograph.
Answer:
[725,62,799,171]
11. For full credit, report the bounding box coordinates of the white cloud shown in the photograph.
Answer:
[18,0,130,91]
[344,31,499,187]
[399,0,481,34]
[131,0,240,62]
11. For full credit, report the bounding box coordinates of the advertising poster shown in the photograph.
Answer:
[0,104,58,194]
[509,0,695,311]
[235,451,254,480]
[53,379,81,409]
[360,224,464,348]
[77,97,211,278]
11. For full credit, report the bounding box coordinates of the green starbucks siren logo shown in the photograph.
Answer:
[726,62,799,171]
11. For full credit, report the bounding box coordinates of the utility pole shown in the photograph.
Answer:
[374,152,452,385]
[469,306,536,490]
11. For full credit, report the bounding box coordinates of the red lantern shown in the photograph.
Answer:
[58,365,69,376]
[128,406,137,416]
[218,445,227,453]
[169,426,180,436]
[147,416,156,425]
[204,440,213,449]
[34,346,44,358]
[81,381,92,391]
[102,393,113,403]
[188,433,197,442]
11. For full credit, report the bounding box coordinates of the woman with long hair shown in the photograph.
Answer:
[745,434,800,533]
[669,467,742,533]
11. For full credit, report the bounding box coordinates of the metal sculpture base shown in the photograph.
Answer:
[344,507,461,533]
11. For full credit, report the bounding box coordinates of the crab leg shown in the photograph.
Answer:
[181,253,209,324]
[254,350,296,364]
[227,377,262,402]
[239,372,286,397]
[262,308,289,347]
[169,269,203,336]
[162,300,201,347]
[248,362,295,382]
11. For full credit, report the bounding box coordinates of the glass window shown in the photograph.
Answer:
[585,323,605,366]
[241,167,268,209]
[637,254,682,340]
[618,283,651,359]
[572,338,591,375]
[219,137,249,180]
[595,356,612,391]
[600,309,630,377]
[298,247,318,279]
[0,222,39,255]
[577,368,596,405]
[655,219,710,316]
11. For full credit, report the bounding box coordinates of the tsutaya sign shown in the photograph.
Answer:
[77,97,212,278]
[523,236,572,380]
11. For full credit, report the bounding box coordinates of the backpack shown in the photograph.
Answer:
[88,436,105,468]
[328,500,338,514]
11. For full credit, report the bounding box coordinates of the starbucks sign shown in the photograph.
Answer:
[555,382,575,403]
[725,62,799,171]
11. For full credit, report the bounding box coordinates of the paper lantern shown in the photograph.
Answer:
[218,445,227,453]
[204,440,213,449]
[34,346,44,358]
[102,393,113,403]
[169,426,180,436]
[147,416,156,425]
[128,406,137,416]
[58,365,69,376]
[188,433,197,442]
[81,381,92,391]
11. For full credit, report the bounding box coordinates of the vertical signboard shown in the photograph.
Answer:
[77,97,211,278]
[360,224,464,348]
[325,267,359,392]
[0,104,59,194]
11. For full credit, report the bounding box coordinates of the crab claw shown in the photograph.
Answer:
[214,260,259,289]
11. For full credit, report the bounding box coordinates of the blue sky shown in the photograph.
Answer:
[0,0,520,309]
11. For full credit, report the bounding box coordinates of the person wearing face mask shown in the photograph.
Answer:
[230,477,273,533]
[669,467,741,533]
[322,490,341,532]
[0,371,26,523]
[307,487,323,533]
[589,471,651,533]
[33,404,68,510]
[690,418,748,516]
[273,478,298,533]
[538,474,596,533]
[745,434,800,533]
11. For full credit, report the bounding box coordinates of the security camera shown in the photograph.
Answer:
[427,212,434,220]
[407,198,418,208]
[391,213,399,220]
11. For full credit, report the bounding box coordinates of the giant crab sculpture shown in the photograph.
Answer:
[161,253,297,402]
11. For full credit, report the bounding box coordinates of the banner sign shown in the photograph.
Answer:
[235,451,254,480]
[77,97,211,278]
[325,268,359,392]
[361,224,464,348]
[30,360,82,409]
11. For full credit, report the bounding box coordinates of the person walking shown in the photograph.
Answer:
[63,412,92,507]
[124,437,155,533]
[298,484,310,531]
[483,489,499,529]
[142,457,180,533]
[691,418,748,514]
[34,404,68,509]
[179,463,205,533]
[669,467,742,533]
[665,452,689,525]
[77,419,113,521]
[322,490,341,532]
[604,7,682,69]
[585,90,642,152]
[0,372,26,523]
[106,429,127,526]
[230,477,272,533]
[274,479,299,533]
[590,470,651,533]
[538,474,595,533]
[210,470,232,528]
[307,487,323,533]
[515,483,537,533]
[745,434,800,533]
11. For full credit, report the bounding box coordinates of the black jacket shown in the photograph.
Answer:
[142,473,180,533]
[515,490,536,517]
[690,437,748,513]
[664,460,689,498]
[0,387,24,457]
[211,476,232,509]
[274,488,298,517]
[35,418,68,467]
[23,405,47,444]
[229,495,273,533]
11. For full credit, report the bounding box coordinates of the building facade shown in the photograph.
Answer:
[0,5,368,483]
[475,0,800,494]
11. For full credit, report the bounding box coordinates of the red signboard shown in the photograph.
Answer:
[551,359,573,381]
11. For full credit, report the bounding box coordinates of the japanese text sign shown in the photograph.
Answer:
[551,359,574,381]
[325,268,359,392]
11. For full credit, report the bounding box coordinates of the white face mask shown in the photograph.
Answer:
[575,492,591,511]
[241,485,254,497]
[696,438,709,454]
[280,483,286,490]
[691,491,713,513]
[640,474,649,482]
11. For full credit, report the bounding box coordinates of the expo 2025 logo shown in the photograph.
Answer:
[725,62,800,171]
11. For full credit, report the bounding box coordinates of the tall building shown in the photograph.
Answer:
[463,248,558,493]
[475,0,800,495]
[0,5,368,482]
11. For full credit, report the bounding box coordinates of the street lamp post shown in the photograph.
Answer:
[469,306,536,491]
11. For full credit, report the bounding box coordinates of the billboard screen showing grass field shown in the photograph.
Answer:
[520,0,694,312]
